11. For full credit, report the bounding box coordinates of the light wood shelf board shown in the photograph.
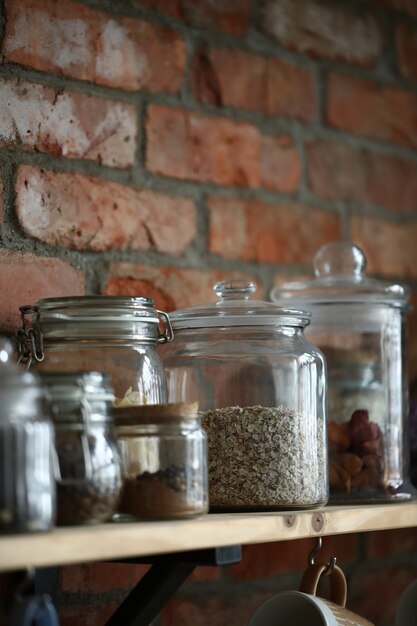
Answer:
[1,503,417,572]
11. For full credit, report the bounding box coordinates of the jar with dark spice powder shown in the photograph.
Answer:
[114,403,208,520]
[41,371,122,526]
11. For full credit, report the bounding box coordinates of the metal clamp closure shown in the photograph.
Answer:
[16,305,44,368]
[157,310,174,344]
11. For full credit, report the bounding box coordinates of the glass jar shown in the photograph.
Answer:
[16,296,173,405]
[159,280,328,511]
[271,242,415,504]
[40,371,122,526]
[115,403,208,519]
[0,338,55,533]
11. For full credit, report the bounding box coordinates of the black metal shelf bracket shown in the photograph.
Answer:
[105,546,242,626]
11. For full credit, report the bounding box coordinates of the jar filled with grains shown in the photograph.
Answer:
[159,281,328,511]
[41,371,122,526]
[114,403,208,520]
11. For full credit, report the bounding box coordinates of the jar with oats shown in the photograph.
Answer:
[159,280,328,511]
[16,296,172,406]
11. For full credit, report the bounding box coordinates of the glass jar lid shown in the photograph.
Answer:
[36,295,158,323]
[271,242,410,308]
[40,371,115,423]
[114,402,199,426]
[16,296,173,365]
[169,281,310,329]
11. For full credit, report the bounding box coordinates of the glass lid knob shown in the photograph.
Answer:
[313,242,366,278]
[213,280,257,301]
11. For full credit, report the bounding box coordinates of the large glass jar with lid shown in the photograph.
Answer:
[16,296,172,406]
[0,338,55,533]
[41,371,122,526]
[271,242,415,504]
[159,280,328,511]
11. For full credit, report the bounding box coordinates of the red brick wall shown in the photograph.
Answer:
[1,1,417,625]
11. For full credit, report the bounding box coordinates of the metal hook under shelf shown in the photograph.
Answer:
[308,537,337,576]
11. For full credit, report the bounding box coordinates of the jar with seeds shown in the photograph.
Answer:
[114,403,208,520]
[41,371,122,526]
[159,281,328,510]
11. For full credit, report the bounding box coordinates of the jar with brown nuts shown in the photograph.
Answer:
[272,242,416,503]
[41,371,122,526]
[114,403,208,520]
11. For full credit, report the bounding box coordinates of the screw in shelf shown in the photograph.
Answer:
[312,512,324,533]
[284,515,296,528]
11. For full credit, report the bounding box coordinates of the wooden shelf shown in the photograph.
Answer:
[1,502,417,572]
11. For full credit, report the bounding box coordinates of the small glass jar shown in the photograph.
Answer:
[16,296,173,405]
[0,338,55,533]
[41,371,122,526]
[271,242,415,504]
[159,281,328,511]
[114,403,208,519]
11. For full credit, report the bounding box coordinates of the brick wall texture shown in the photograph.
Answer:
[1,1,417,625]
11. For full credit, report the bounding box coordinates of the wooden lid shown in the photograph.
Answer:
[114,402,199,425]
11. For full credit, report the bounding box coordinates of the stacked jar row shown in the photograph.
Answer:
[3,241,413,534]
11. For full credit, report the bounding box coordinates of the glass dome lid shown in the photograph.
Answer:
[169,280,311,329]
[270,242,410,308]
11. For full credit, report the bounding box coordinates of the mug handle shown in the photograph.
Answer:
[299,563,348,608]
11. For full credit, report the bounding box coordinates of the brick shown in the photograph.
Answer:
[16,166,196,254]
[0,250,84,332]
[3,0,185,93]
[0,78,136,167]
[191,47,315,123]
[261,135,301,193]
[307,139,417,213]
[162,592,273,626]
[59,562,218,591]
[396,22,417,84]
[146,105,259,187]
[230,534,358,580]
[60,563,149,593]
[351,215,417,279]
[366,528,417,559]
[260,0,382,66]
[373,0,417,18]
[139,0,251,35]
[103,264,257,312]
[348,564,417,625]
[189,566,221,582]
[59,604,119,626]
[146,105,301,191]
[208,197,342,264]
[327,73,417,149]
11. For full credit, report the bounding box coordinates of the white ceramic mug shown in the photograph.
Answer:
[396,578,417,626]
[249,563,374,626]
